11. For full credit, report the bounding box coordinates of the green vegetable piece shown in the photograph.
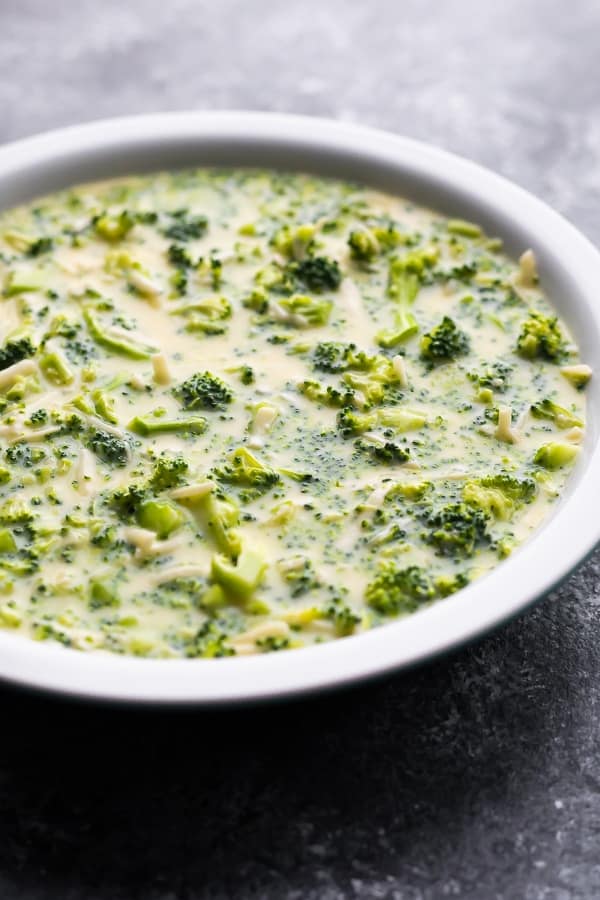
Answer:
[0,336,36,371]
[422,502,490,558]
[199,584,227,610]
[530,398,583,429]
[348,228,380,262]
[463,474,536,521]
[4,268,47,296]
[289,256,341,292]
[447,219,482,238]
[92,389,118,425]
[128,415,207,436]
[93,211,135,242]
[0,529,16,553]
[0,605,20,627]
[516,311,567,362]
[211,548,267,599]
[88,430,129,467]
[366,563,435,615]
[89,579,121,609]
[174,371,233,411]
[136,499,185,538]
[164,212,208,242]
[560,364,592,390]
[214,447,280,499]
[420,316,470,361]
[39,350,74,385]
[193,492,241,558]
[533,442,579,469]
[277,294,333,327]
[83,308,156,360]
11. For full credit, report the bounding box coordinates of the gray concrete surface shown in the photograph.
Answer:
[1,0,600,897]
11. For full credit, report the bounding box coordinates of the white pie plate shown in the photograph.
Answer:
[0,111,598,705]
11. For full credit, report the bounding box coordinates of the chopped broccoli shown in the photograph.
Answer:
[348,228,380,262]
[299,380,355,408]
[128,415,207,436]
[174,371,233,411]
[0,336,36,371]
[190,491,241,558]
[356,439,410,464]
[27,237,53,257]
[467,361,513,393]
[107,483,147,520]
[149,455,189,492]
[530,398,583,429]
[375,248,438,348]
[560,364,592,390]
[313,341,371,373]
[337,406,427,438]
[420,316,470,362]
[167,244,194,269]
[323,594,361,635]
[421,502,490,557]
[365,563,435,615]
[276,294,332,327]
[533,442,579,469]
[211,547,267,600]
[83,308,157,360]
[136,499,186,538]
[446,219,482,238]
[463,473,536,520]
[271,223,315,260]
[164,212,208,242]
[214,447,280,501]
[516,311,567,362]
[434,572,470,597]
[93,211,135,242]
[88,430,130,467]
[289,256,341,293]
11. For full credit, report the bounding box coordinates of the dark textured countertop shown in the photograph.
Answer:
[1,1,600,897]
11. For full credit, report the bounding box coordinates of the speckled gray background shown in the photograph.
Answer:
[1,1,600,898]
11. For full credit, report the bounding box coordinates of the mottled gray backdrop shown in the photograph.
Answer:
[1,1,600,898]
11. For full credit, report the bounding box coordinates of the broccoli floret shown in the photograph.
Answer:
[337,406,426,438]
[149,455,189,492]
[88,430,130,467]
[163,211,208,242]
[365,563,435,615]
[421,502,489,557]
[313,341,370,373]
[323,594,361,635]
[463,473,536,520]
[467,361,513,393]
[107,483,147,520]
[214,447,280,501]
[27,237,53,257]
[420,316,470,362]
[348,228,380,262]
[276,294,332,327]
[167,244,194,269]
[93,211,135,243]
[530,398,583,429]
[356,439,410,465]
[289,256,341,293]
[0,336,36,371]
[434,572,470,597]
[174,371,233,411]
[270,223,316,260]
[299,380,355,408]
[516,311,567,362]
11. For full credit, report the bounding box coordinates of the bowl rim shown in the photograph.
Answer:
[0,109,599,706]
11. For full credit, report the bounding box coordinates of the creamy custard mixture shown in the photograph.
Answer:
[0,170,589,657]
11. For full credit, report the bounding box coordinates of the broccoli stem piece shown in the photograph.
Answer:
[211,548,267,599]
[136,500,186,538]
[128,415,208,436]
[83,308,156,360]
[533,442,579,469]
[38,350,74,386]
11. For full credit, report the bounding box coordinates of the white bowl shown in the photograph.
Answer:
[0,111,598,705]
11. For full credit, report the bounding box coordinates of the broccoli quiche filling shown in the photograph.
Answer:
[0,170,588,657]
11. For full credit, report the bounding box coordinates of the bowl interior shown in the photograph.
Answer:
[0,112,598,704]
